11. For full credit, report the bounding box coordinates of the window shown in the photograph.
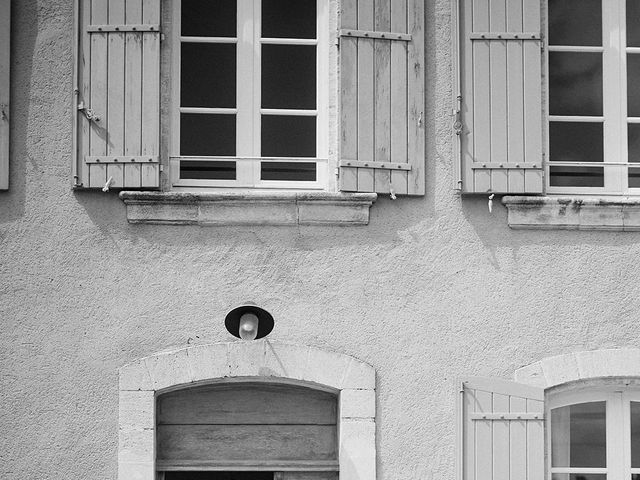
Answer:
[549,386,640,480]
[0,0,9,191]
[170,0,329,189]
[547,0,640,194]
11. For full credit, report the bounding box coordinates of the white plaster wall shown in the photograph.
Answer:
[2,1,640,479]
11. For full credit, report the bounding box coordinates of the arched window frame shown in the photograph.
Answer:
[118,341,376,480]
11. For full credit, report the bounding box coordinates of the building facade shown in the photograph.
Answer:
[2,0,640,479]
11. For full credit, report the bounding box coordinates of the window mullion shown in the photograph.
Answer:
[236,0,255,184]
[609,392,625,480]
[602,0,625,192]
[620,0,630,192]
[253,0,262,184]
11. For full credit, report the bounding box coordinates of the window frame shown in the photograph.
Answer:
[169,0,330,191]
[546,384,640,480]
[544,0,640,196]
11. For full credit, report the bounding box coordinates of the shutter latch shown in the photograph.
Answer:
[78,101,101,123]
[0,103,7,120]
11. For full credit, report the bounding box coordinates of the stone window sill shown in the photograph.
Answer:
[119,191,377,226]
[502,196,640,231]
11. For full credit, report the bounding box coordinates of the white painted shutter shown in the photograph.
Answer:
[458,377,544,480]
[339,0,425,195]
[74,0,160,190]
[456,0,543,194]
[0,0,9,190]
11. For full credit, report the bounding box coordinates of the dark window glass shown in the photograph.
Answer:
[262,115,316,157]
[629,124,640,162]
[631,169,640,188]
[628,0,640,47]
[261,162,316,181]
[551,402,607,467]
[550,166,604,188]
[548,0,602,46]
[551,475,606,480]
[180,160,236,180]
[549,52,603,116]
[262,0,316,38]
[181,0,237,37]
[181,114,236,156]
[629,55,640,117]
[262,45,316,109]
[181,43,236,108]
[631,402,640,465]
[165,473,274,480]
[550,122,603,162]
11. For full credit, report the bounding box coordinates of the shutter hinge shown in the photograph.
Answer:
[78,101,101,123]
[339,29,412,42]
[0,103,7,121]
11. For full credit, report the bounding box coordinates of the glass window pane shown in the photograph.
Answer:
[262,45,316,110]
[550,122,603,162]
[551,402,606,468]
[629,124,640,163]
[628,0,640,47]
[262,115,316,157]
[550,167,604,187]
[628,55,640,117]
[631,401,640,466]
[262,0,316,39]
[181,0,237,37]
[551,475,606,480]
[549,52,603,116]
[631,169,640,188]
[181,114,236,156]
[261,162,316,181]
[165,472,275,480]
[181,43,236,108]
[180,161,236,180]
[548,0,602,46]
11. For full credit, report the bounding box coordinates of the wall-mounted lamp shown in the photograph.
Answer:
[224,303,274,341]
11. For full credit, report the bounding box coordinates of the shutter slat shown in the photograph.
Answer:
[459,377,545,480]
[89,0,109,188]
[124,0,143,188]
[0,0,9,190]
[357,0,375,193]
[458,0,543,194]
[107,0,126,189]
[390,0,409,195]
[340,0,424,195]
[374,0,392,193]
[75,0,160,189]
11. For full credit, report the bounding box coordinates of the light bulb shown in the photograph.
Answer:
[238,312,259,341]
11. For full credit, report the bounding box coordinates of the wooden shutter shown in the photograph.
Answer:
[339,0,425,196]
[156,383,338,472]
[458,377,544,480]
[456,0,544,194]
[0,0,9,191]
[74,0,160,190]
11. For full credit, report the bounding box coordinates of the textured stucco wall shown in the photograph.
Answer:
[2,1,640,479]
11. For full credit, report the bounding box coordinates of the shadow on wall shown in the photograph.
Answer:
[0,0,38,224]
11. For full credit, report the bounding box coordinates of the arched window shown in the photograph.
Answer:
[548,382,640,480]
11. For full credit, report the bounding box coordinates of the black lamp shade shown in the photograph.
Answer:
[225,304,274,339]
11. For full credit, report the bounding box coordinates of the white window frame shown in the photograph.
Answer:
[0,0,9,191]
[169,0,329,190]
[545,0,640,195]
[547,385,640,480]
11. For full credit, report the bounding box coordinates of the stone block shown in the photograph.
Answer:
[541,353,580,388]
[341,357,376,390]
[623,205,640,231]
[514,361,546,388]
[228,340,267,377]
[576,348,640,379]
[198,201,298,226]
[340,389,375,419]
[187,343,230,382]
[127,202,198,225]
[298,201,370,225]
[145,348,193,391]
[118,427,154,463]
[262,342,309,380]
[339,419,376,480]
[118,462,154,480]
[119,390,154,430]
[304,347,351,390]
[119,359,154,392]
[579,204,623,231]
